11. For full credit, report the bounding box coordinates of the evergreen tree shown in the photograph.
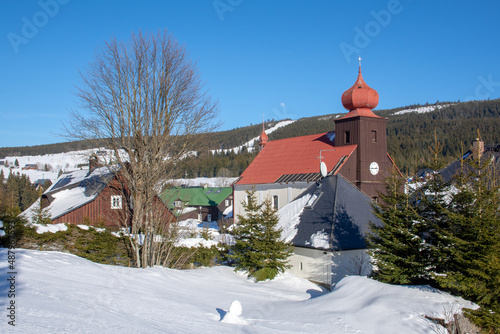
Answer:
[30,196,52,225]
[435,153,500,331]
[369,174,433,284]
[231,190,292,281]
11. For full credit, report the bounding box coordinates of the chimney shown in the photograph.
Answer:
[472,138,484,161]
[89,154,99,174]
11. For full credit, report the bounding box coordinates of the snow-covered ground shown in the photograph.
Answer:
[393,104,454,115]
[0,248,476,333]
[0,149,102,184]
[211,120,295,154]
[165,177,238,188]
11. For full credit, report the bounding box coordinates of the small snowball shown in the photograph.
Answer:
[228,300,242,316]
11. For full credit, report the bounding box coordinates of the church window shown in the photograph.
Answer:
[344,131,351,144]
[273,195,279,210]
[371,130,377,143]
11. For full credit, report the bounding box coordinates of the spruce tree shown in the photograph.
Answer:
[369,174,433,284]
[435,152,500,331]
[231,190,292,281]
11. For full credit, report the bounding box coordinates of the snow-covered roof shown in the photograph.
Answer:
[277,175,381,251]
[24,166,119,222]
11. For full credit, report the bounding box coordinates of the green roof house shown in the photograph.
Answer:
[160,187,233,223]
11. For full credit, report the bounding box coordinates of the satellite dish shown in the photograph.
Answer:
[320,161,328,178]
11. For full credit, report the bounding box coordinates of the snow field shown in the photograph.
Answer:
[0,249,476,334]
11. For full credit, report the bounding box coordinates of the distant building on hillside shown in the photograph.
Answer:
[160,186,233,224]
[23,164,38,170]
[34,178,52,191]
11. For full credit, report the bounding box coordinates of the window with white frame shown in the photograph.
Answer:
[273,195,279,210]
[111,195,122,209]
[174,200,182,208]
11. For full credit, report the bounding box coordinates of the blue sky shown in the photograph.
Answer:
[1,0,499,148]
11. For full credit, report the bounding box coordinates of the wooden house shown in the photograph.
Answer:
[23,164,38,170]
[24,165,174,229]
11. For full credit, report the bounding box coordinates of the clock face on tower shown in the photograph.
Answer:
[369,162,379,175]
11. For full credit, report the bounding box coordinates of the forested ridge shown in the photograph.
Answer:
[2,99,499,176]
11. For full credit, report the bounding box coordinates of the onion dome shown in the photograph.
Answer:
[341,66,380,118]
[259,122,268,150]
[259,130,268,144]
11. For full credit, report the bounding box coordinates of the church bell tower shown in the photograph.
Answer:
[334,63,392,199]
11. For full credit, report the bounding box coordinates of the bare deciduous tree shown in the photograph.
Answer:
[65,30,219,268]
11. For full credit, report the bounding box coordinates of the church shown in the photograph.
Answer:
[234,66,398,220]
[233,65,401,287]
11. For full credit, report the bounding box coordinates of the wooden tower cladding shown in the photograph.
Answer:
[335,66,393,200]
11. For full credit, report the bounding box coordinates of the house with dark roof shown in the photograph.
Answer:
[438,140,500,184]
[34,178,52,190]
[277,174,381,287]
[23,163,38,170]
[24,165,174,229]
[160,187,233,223]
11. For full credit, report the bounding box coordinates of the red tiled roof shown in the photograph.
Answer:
[236,132,357,185]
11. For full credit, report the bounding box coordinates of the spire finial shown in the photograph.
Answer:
[262,113,265,131]
[358,55,362,72]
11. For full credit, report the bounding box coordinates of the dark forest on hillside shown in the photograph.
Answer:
[2,99,500,176]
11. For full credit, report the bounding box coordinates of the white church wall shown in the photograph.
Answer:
[233,182,310,223]
[330,249,372,284]
[288,247,332,287]
[288,247,372,287]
